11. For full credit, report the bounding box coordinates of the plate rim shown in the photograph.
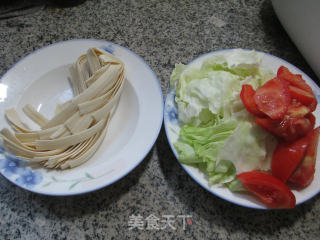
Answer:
[0,39,164,196]
[164,48,320,209]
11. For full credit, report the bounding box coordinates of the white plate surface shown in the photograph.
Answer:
[164,49,320,209]
[0,39,163,196]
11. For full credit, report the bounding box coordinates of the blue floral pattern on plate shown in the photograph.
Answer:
[99,44,115,54]
[0,150,114,191]
[0,153,43,188]
[16,169,43,188]
[164,88,179,125]
[167,107,178,122]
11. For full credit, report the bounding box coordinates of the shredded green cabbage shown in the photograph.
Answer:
[171,49,277,190]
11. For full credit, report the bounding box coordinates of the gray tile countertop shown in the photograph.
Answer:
[1,0,320,239]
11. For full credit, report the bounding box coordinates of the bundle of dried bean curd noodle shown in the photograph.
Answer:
[0,47,126,169]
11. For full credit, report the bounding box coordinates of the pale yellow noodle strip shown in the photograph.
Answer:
[39,124,65,140]
[31,145,76,162]
[69,134,97,159]
[95,48,123,64]
[42,100,77,129]
[2,128,66,156]
[68,114,110,161]
[5,108,32,133]
[15,132,39,142]
[43,135,94,168]
[68,115,93,135]
[15,124,63,142]
[78,71,122,115]
[81,60,90,83]
[66,132,100,165]
[49,125,69,139]
[49,135,96,168]
[87,48,101,75]
[77,70,124,119]
[1,133,64,157]
[72,64,121,104]
[75,54,88,93]
[23,142,36,148]
[1,128,35,151]
[78,80,117,114]
[61,118,109,169]
[35,118,106,150]
[85,65,109,86]
[22,104,48,128]
[44,142,85,168]
[64,112,81,131]
[91,78,125,122]
[30,146,75,163]
[78,92,113,115]
[68,67,80,96]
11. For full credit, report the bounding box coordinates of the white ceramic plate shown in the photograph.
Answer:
[0,39,163,196]
[164,49,320,209]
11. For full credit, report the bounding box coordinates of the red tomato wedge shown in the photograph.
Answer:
[306,113,316,129]
[289,127,320,188]
[277,66,313,94]
[309,100,317,113]
[237,171,296,209]
[240,84,265,116]
[254,77,290,119]
[287,101,310,118]
[289,85,317,112]
[271,135,309,182]
[255,115,312,142]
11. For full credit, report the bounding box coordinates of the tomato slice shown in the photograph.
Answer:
[237,170,296,209]
[289,85,316,112]
[255,117,277,136]
[254,77,290,119]
[271,135,309,182]
[288,117,313,141]
[289,127,320,188]
[255,115,312,142]
[240,84,265,116]
[287,100,310,118]
[308,98,317,113]
[306,113,316,129]
[277,66,313,93]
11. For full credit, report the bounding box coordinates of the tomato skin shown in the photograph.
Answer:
[237,170,296,209]
[289,85,316,111]
[255,115,312,142]
[254,77,291,119]
[288,117,313,141]
[255,117,281,137]
[277,66,317,112]
[277,66,313,93]
[306,113,316,129]
[308,98,317,113]
[240,84,265,116]
[271,135,309,182]
[289,127,320,187]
